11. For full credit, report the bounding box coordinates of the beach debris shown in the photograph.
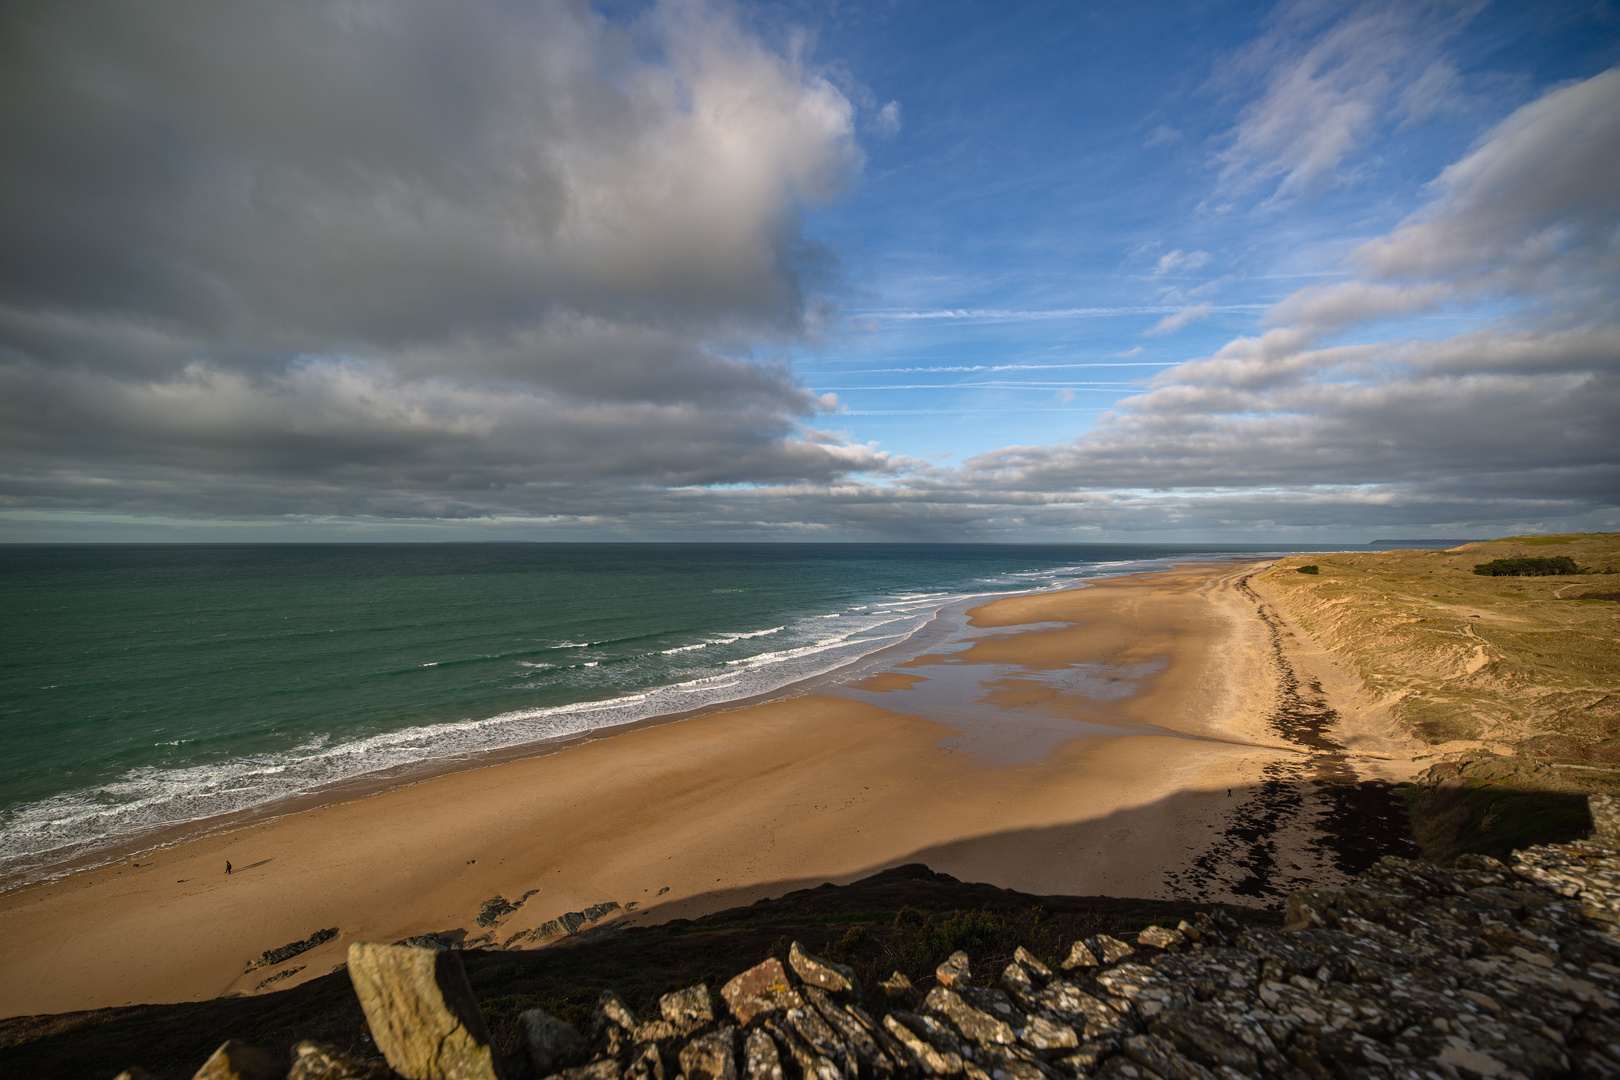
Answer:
[346,942,508,1080]
[287,1040,395,1080]
[789,941,860,998]
[246,928,339,972]
[189,1040,281,1080]
[720,958,802,1026]
[520,1008,586,1076]
[932,950,972,989]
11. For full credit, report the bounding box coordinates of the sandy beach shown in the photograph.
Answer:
[0,560,1417,1019]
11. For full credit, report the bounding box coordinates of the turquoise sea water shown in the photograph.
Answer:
[0,543,1329,884]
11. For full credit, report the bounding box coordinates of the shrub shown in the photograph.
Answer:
[1472,556,1581,577]
[1297,565,1320,575]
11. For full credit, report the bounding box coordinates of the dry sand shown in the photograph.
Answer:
[0,560,1416,1018]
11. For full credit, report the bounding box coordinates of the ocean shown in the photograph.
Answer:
[0,542,1330,886]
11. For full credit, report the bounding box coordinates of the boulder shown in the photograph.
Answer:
[934,950,971,989]
[788,941,861,999]
[519,1009,584,1076]
[190,1041,282,1080]
[721,958,802,1026]
[346,942,507,1080]
[679,1027,738,1080]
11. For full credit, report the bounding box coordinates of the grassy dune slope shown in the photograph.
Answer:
[1256,532,1620,862]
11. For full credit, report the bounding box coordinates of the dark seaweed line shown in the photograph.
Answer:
[1164,574,1414,904]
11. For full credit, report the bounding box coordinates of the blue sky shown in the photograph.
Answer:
[1,0,1616,541]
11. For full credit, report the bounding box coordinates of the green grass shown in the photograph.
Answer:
[1404,781,1592,864]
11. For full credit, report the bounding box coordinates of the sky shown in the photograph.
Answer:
[1,0,1616,543]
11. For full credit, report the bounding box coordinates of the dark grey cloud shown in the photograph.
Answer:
[0,0,892,511]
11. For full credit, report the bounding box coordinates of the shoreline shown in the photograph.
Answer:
[0,558,1421,1019]
[0,555,1267,896]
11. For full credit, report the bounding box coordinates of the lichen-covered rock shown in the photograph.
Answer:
[934,951,972,989]
[520,1009,585,1076]
[922,987,1017,1047]
[743,1028,784,1080]
[1135,926,1182,951]
[190,1041,283,1080]
[722,958,803,1027]
[287,1040,397,1080]
[346,943,507,1080]
[660,983,715,1031]
[679,1027,738,1080]
[883,1012,965,1076]
[791,941,862,999]
[1060,942,1098,971]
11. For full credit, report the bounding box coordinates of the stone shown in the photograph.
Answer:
[883,1012,965,1076]
[722,958,803,1026]
[1136,925,1183,950]
[288,1040,396,1080]
[553,1060,621,1080]
[598,990,639,1033]
[1012,948,1052,981]
[1015,1014,1078,1052]
[1120,1034,1217,1080]
[923,986,1017,1047]
[679,1027,738,1080]
[346,942,507,1080]
[879,971,919,1006]
[520,1009,585,1076]
[763,1014,843,1080]
[935,950,972,989]
[790,941,861,998]
[999,962,1035,997]
[742,1029,784,1080]
[803,986,891,1076]
[190,1041,282,1080]
[1060,941,1098,970]
[1089,935,1135,964]
[661,983,715,1031]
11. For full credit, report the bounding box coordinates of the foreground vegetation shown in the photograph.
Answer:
[1260,531,1620,861]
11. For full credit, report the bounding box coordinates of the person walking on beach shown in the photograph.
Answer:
[226,860,232,875]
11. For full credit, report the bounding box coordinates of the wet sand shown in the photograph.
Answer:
[0,560,1414,1018]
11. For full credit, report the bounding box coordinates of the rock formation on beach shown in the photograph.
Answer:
[143,794,1620,1080]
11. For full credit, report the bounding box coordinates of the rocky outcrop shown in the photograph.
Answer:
[247,929,339,972]
[143,796,1620,1080]
[506,902,623,947]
